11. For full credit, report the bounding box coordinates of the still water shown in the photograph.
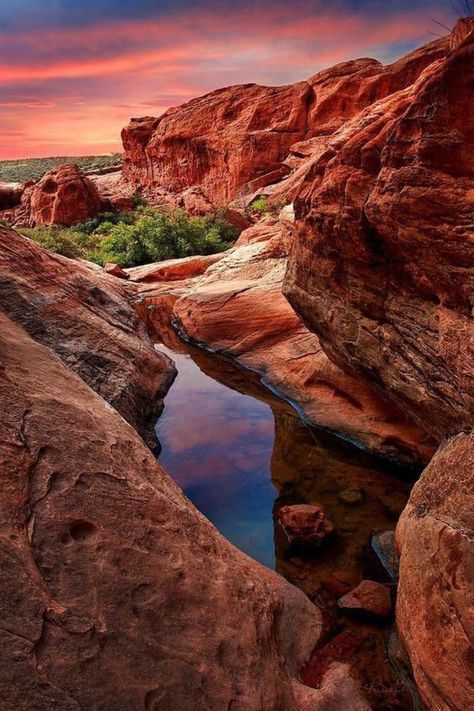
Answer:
[154,335,420,707]
[155,343,277,566]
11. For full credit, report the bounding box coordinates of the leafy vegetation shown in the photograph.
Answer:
[19,207,239,267]
[250,197,268,216]
[0,153,122,183]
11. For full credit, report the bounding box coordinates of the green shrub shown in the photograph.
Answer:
[251,197,268,216]
[96,208,237,267]
[19,207,239,267]
[21,226,100,260]
[75,211,134,235]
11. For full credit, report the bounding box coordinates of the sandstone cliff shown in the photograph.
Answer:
[284,23,473,442]
[120,37,447,207]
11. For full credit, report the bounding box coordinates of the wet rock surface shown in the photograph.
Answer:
[0,309,332,711]
[338,581,392,620]
[278,504,335,551]
[138,218,435,464]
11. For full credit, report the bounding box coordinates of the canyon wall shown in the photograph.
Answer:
[2,226,372,710]
[283,20,474,710]
[0,225,174,443]
[120,37,447,206]
[0,228,414,710]
[284,25,474,441]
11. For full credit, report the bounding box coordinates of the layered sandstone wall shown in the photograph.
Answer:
[284,25,474,441]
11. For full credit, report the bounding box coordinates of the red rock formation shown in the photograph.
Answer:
[120,37,447,209]
[0,225,174,442]
[121,81,314,204]
[0,309,334,711]
[149,219,434,463]
[90,169,135,212]
[285,24,474,441]
[396,432,474,710]
[338,581,392,619]
[104,262,131,279]
[21,164,101,227]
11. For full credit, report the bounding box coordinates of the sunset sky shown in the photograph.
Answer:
[0,0,455,159]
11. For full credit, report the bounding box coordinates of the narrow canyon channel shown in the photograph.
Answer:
[154,331,422,709]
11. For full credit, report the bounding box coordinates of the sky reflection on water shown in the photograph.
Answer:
[155,344,277,567]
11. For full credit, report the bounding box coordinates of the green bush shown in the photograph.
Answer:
[21,226,100,260]
[20,207,239,267]
[96,208,237,267]
[250,197,268,216]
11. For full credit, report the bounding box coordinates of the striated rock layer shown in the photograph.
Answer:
[0,225,175,442]
[396,433,474,710]
[138,218,434,463]
[284,26,474,441]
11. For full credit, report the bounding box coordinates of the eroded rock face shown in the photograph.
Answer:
[122,81,314,204]
[396,433,474,710]
[0,310,328,711]
[148,219,434,463]
[120,37,447,211]
[21,164,101,226]
[0,225,174,442]
[285,26,474,440]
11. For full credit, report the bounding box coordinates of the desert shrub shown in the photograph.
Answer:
[251,197,268,216]
[19,207,239,267]
[131,191,147,209]
[21,226,100,260]
[75,211,134,235]
[0,153,123,183]
[96,208,237,267]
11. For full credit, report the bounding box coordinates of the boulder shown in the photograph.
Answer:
[278,504,335,551]
[396,432,474,711]
[0,225,174,442]
[22,164,101,226]
[104,262,131,279]
[338,580,392,619]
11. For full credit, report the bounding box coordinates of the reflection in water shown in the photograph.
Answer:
[155,333,419,709]
[155,343,277,567]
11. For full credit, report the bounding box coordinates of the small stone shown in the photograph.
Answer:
[104,263,130,280]
[278,504,334,551]
[338,580,392,619]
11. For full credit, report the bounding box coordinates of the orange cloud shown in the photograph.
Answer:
[0,3,452,158]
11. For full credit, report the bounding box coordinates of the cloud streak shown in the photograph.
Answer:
[0,0,454,159]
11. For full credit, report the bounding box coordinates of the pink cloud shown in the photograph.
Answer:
[0,3,452,158]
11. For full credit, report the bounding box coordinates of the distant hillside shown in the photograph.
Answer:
[0,153,122,183]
